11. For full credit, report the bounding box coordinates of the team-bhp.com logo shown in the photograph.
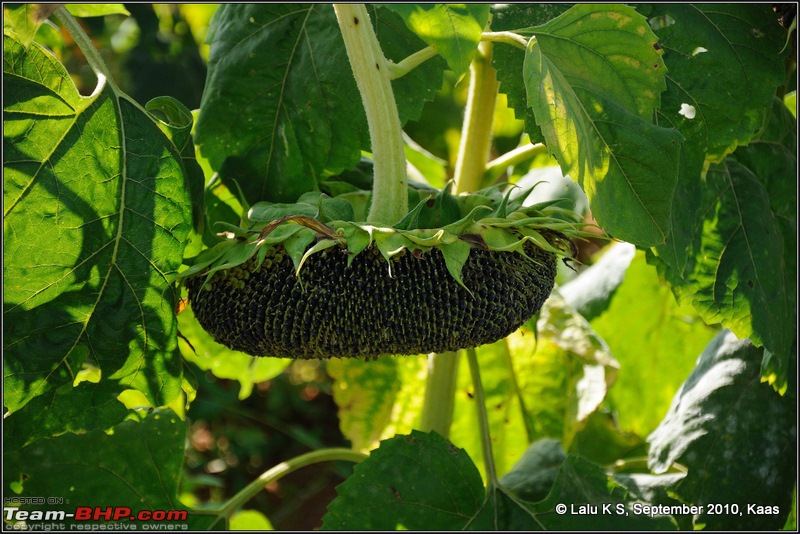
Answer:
[4,506,189,530]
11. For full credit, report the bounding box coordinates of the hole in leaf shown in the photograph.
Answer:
[679,103,696,119]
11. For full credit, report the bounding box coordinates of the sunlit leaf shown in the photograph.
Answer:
[648,153,794,394]
[384,4,489,77]
[64,4,130,18]
[450,291,619,481]
[3,3,58,47]
[522,4,682,246]
[3,34,193,414]
[328,355,426,453]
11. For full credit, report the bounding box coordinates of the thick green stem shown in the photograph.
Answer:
[419,351,460,438]
[216,448,366,521]
[334,4,407,225]
[453,40,499,194]
[481,31,529,50]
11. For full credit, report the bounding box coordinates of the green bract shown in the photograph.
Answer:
[179,183,591,359]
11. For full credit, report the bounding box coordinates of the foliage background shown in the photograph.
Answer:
[3,3,797,531]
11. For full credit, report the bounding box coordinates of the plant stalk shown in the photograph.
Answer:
[51,8,115,94]
[334,4,407,225]
[466,348,498,486]
[419,351,460,437]
[453,39,500,194]
[216,448,366,520]
[483,142,547,185]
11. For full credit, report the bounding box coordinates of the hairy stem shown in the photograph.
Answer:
[216,448,366,521]
[334,4,407,225]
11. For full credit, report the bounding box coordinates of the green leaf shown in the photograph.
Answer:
[648,155,794,394]
[196,4,446,206]
[178,307,291,400]
[648,330,797,530]
[489,3,572,143]
[322,431,485,530]
[146,96,206,233]
[646,6,791,342]
[196,4,360,204]
[3,410,192,523]
[522,5,682,246]
[527,4,667,120]
[383,4,490,77]
[730,98,797,388]
[3,4,59,47]
[4,380,129,452]
[248,201,318,223]
[590,251,718,437]
[531,456,676,529]
[3,35,192,413]
[646,4,787,165]
[64,4,130,18]
[498,438,567,503]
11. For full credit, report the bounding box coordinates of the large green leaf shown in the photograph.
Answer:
[648,330,797,530]
[590,251,719,437]
[646,4,786,165]
[647,7,790,367]
[3,33,192,414]
[648,151,794,393]
[3,410,217,530]
[4,380,129,452]
[196,4,446,206]
[322,430,485,530]
[2,3,59,47]
[323,434,676,530]
[384,4,490,78]
[522,4,682,246]
[489,3,571,143]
